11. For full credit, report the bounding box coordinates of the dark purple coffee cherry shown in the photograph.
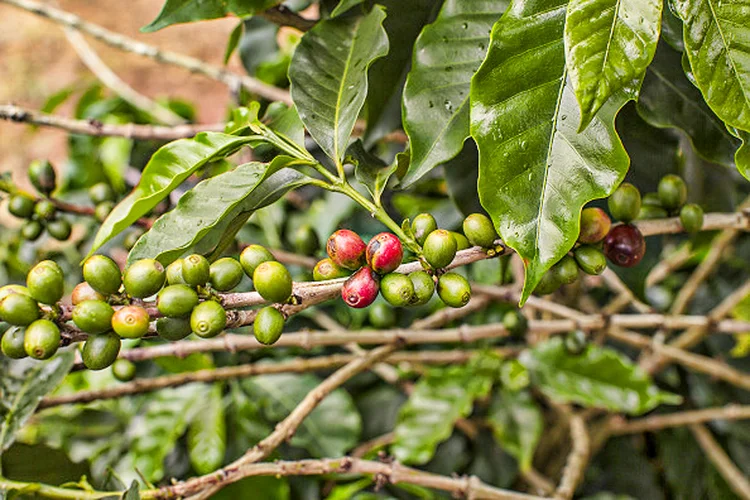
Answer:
[603,224,646,268]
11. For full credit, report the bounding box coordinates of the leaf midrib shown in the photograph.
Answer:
[334,17,365,166]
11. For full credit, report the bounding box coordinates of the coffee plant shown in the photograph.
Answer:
[0,0,749,498]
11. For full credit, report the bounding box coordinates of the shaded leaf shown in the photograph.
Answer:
[442,139,482,216]
[348,140,397,204]
[239,18,279,75]
[224,20,244,65]
[122,481,140,500]
[730,127,750,180]
[264,103,305,148]
[331,0,364,17]
[487,389,542,472]
[142,0,279,32]
[187,384,226,475]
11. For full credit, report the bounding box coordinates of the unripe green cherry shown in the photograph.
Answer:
[21,220,43,241]
[123,259,165,298]
[368,302,396,328]
[112,358,136,382]
[409,271,435,306]
[680,203,704,233]
[411,213,437,245]
[450,231,471,251]
[0,293,40,326]
[72,300,114,334]
[553,255,579,285]
[254,306,285,345]
[111,305,150,339]
[578,207,611,244]
[166,259,186,285]
[658,174,687,211]
[209,258,244,291]
[463,213,497,248]
[253,261,293,304]
[181,254,210,287]
[156,317,192,341]
[83,255,122,295]
[34,199,56,221]
[190,300,227,338]
[94,202,114,222]
[240,244,275,277]
[72,282,105,305]
[422,229,457,269]
[642,192,662,207]
[26,260,64,305]
[574,246,607,275]
[47,219,72,241]
[327,229,367,270]
[81,332,121,371]
[0,285,29,301]
[534,271,561,296]
[380,273,414,307]
[24,319,60,360]
[608,183,641,223]
[291,224,320,256]
[437,272,471,308]
[88,182,115,204]
[313,258,349,281]
[28,160,57,195]
[1,327,27,359]
[637,205,668,220]
[8,194,35,219]
[157,285,199,318]
[503,310,528,337]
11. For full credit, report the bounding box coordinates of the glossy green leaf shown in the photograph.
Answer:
[471,0,630,304]
[224,20,244,65]
[730,127,750,180]
[671,0,750,132]
[289,6,389,166]
[565,0,663,130]
[142,0,279,32]
[90,132,256,259]
[188,384,226,475]
[520,338,681,415]
[264,103,305,148]
[487,389,542,472]
[400,0,508,187]
[331,0,364,17]
[348,140,397,205]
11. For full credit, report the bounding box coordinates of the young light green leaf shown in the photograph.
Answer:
[142,0,279,32]
[187,384,226,475]
[348,140,397,205]
[487,389,543,472]
[289,6,389,167]
[520,338,681,415]
[90,132,257,259]
[565,0,663,130]
[400,0,508,187]
[671,0,750,132]
[471,0,630,304]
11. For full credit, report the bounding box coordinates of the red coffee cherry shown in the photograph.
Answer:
[603,224,646,268]
[366,232,403,274]
[341,267,380,308]
[327,229,366,270]
[578,207,611,244]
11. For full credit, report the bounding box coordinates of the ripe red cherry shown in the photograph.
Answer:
[327,229,366,270]
[366,233,403,274]
[603,224,646,268]
[341,267,380,308]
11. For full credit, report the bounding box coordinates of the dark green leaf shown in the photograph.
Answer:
[330,0,364,17]
[187,384,226,475]
[264,103,305,148]
[401,0,508,187]
[348,140,397,204]
[730,127,750,180]
[520,337,681,414]
[142,0,279,32]
[442,139,482,216]
[470,0,631,304]
[121,481,140,500]
[224,20,244,65]
[239,18,279,75]
[487,389,542,472]
[289,6,389,166]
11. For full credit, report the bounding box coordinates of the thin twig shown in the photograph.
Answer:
[689,424,750,500]
[554,414,590,500]
[609,405,750,435]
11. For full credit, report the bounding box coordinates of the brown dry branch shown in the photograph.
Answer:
[554,414,590,500]
[609,405,750,435]
[690,424,750,500]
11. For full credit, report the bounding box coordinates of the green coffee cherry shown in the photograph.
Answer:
[0,285,30,301]
[534,271,560,296]
[182,254,210,287]
[658,174,687,212]
[209,258,244,291]
[422,229,457,269]
[72,300,114,335]
[112,358,136,382]
[608,183,641,223]
[46,219,71,241]
[81,332,121,370]
[573,246,607,275]
[0,293,40,326]
[111,305,150,339]
[578,207,611,244]
[291,224,320,256]
[21,220,43,241]
[642,192,662,207]
[8,194,35,219]
[2,327,27,359]
[123,259,165,298]
[88,182,115,204]
[368,302,396,328]
[123,229,145,251]
[83,255,122,295]
[34,199,56,221]
[28,160,57,195]
[240,244,275,277]
[156,317,192,341]
[190,301,227,338]
[637,205,669,220]
[450,231,471,251]
[24,319,60,360]
[72,282,105,305]
[254,306,285,345]
[503,310,528,337]
[26,260,64,305]
[313,258,349,281]
[157,285,199,318]
[253,261,293,304]
[564,330,588,355]
[680,204,704,234]
[411,213,437,246]
[94,202,114,222]
[409,271,435,306]
[462,213,497,248]
[437,272,471,308]
[380,273,415,307]
[166,259,186,285]
[553,255,579,286]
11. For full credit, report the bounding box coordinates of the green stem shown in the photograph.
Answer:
[0,477,120,500]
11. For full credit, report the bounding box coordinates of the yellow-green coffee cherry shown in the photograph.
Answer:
[573,246,607,275]
[34,199,56,221]
[181,254,210,287]
[47,219,72,241]
[166,259,186,285]
[411,213,437,245]
[81,332,121,370]
[409,271,435,306]
[1,327,27,359]
[437,272,471,308]
[253,261,293,304]
[380,273,414,307]
[422,229,457,269]
[254,306,285,345]
[658,174,687,212]
[21,220,43,241]
[209,258,244,291]
[553,255,579,285]
[88,182,115,204]
[112,358,136,382]
[72,300,114,335]
[156,317,192,341]
[123,259,165,298]
[72,282,105,305]
[450,231,471,251]
[83,255,122,295]
[313,258,349,281]
[680,204,704,233]
[94,202,114,222]
[503,310,528,337]
[240,244,275,277]
[157,285,199,318]
[368,302,396,328]
[28,160,57,196]
[26,260,64,305]
[0,285,29,301]
[291,224,320,256]
[462,213,497,248]
[8,194,35,219]
[642,192,662,207]
[637,204,669,220]
[111,305,150,339]
[190,301,227,338]
[0,293,40,326]
[608,183,641,223]
[24,319,60,360]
